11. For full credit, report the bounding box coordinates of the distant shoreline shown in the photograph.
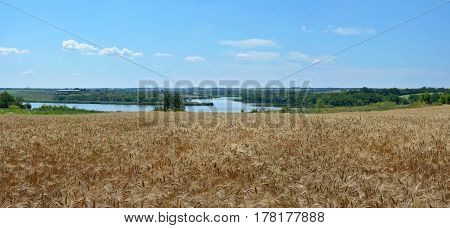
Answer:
[25,100,214,106]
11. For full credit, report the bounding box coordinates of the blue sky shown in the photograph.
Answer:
[1,0,449,88]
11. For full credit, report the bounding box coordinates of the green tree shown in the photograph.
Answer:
[0,92,16,108]
[160,92,184,111]
[439,93,450,104]
[430,93,440,104]
[163,92,172,110]
[419,93,432,104]
[408,94,419,103]
[173,93,183,111]
[315,98,326,108]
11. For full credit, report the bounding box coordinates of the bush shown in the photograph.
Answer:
[31,105,100,114]
[280,106,292,113]
[154,106,165,111]
[0,102,8,108]
[19,103,32,109]
[250,107,270,113]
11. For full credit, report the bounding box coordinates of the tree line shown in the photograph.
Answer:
[55,90,163,103]
[240,87,450,108]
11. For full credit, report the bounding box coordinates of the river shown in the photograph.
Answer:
[30,97,280,113]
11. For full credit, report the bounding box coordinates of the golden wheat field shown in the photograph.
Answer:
[0,106,449,208]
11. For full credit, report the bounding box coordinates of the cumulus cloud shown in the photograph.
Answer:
[184,56,206,62]
[62,40,97,54]
[331,27,376,36]
[288,51,335,64]
[0,47,29,55]
[98,47,143,58]
[62,40,143,58]
[154,52,172,57]
[22,70,34,76]
[219,39,276,48]
[235,51,280,61]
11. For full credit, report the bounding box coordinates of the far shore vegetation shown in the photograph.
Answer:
[249,101,438,114]
[0,91,101,115]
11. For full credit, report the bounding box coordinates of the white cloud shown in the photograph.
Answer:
[22,70,34,76]
[62,40,143,58]
[288,51,335,64]
[301,25,314,33]
[0,47,29,55]
[62,40,97,54]
[288,51,316,63]
[219,39,276,48]
[331,27,376,36]
[300,26,376,36]
[98,47,143,58]
[235,51,280,61]
[184,56,206,62]
[154,52,172,57]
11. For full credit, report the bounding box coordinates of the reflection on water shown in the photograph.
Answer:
[30,97,280,113]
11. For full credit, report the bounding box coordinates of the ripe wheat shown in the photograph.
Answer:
[0,106,449,207]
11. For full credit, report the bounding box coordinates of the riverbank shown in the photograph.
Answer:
[21,100,214,106]
[0,106,102,115]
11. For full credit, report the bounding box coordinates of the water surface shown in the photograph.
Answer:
[30,97,280,113]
